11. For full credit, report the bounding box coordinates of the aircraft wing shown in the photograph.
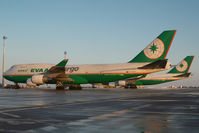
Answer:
[31,59,73,85]
[124,74,147,84]
[43,59,73,82]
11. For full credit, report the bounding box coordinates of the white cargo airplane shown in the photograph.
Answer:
[4,30,176,89]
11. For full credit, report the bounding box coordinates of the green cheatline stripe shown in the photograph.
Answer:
[4,73,145,84]
[134,79,175,85]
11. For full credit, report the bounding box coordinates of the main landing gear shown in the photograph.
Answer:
[56,82,82,90]
[3,83,20,89]
[69,84,82,90]
[124,85,138,89]
[14,83,20,89]
[56,81,65,90]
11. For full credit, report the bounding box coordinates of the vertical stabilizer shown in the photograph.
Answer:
[168,56,194,73]
[129,30,176,63]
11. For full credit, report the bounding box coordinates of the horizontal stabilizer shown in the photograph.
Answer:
[174,72,191,78]
[138,59,168,69]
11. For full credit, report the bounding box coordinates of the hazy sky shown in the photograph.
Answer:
[0,0,198,86]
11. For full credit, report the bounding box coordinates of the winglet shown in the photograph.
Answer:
[56,59,69,67]
[168,56,194,73]
[129,30,177,63]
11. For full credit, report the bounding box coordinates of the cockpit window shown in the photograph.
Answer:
[8,65,16,71]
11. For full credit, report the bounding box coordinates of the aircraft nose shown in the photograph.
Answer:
[3,66,14,76]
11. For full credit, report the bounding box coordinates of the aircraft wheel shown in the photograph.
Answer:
[56,86,65,90]
[14,83,20,89]
[124,85,131,89]
[56,81,65,90]
[129,85,138,89]
[69,84,82,90]
[124,85,137,89]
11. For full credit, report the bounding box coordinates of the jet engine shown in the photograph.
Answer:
[117,80,126,86]
[26,78,37,87]
[31,74,45,85]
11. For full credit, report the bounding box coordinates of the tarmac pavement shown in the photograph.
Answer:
[0,87,199,133]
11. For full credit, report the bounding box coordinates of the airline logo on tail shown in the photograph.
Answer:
[144,38,165,59]
[176,60,188,72]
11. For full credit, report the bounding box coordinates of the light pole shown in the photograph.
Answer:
[2,36,7,87]
[64,51,67,59]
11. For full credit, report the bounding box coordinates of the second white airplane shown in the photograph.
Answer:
[117,56,194,88]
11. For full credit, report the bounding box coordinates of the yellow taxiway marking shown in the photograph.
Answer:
[91,110,130,120]
[90,104,151,120]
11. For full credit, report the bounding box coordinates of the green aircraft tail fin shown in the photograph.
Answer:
[168,56,194,73]
[56,59,69,67]
[128,30,176,63]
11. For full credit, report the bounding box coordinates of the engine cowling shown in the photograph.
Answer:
[26,78,37,87]
[31,74,45,85]
[117,80,126,86]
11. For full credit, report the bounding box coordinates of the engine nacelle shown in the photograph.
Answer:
[31,74,45,85]
[118,80,126,86]
[26,78,37,87]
